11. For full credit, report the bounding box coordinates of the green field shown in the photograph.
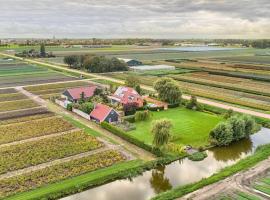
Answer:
[127,107,222,148]
[253,172,270,196]
[216,191,261,200]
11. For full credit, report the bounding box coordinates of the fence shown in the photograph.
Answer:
[73,108,90,120]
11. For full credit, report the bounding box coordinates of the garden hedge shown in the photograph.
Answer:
[101,122,163,156]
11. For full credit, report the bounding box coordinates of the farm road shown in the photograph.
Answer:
[1,52,270,120]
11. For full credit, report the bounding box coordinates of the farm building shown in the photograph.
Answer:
[130,65,175,71]
[118,58,142,66]
[90,103,119,123]
[62,85,97,103]
[108,86,144,108]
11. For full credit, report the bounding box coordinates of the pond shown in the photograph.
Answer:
[62,128,270,200]
[158,46,241,52]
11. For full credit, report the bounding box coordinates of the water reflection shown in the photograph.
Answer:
[150,165,172,193]
[210,137,253,162]
[62,128,270,200]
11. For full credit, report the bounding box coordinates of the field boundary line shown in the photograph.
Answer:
[0,106,45,115]
[0,128,80,148]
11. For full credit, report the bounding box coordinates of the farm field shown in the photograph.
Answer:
[0,59,78,87]
[212,55,270,65]
[253,171,270,196]
[0,102,129,199]
[170,72,270,97]
[127,107,222,148]
[24,80,92,99]
[215,191,261,200]
[0,89,39,112]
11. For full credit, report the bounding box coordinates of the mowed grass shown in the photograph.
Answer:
[128,107,222,147]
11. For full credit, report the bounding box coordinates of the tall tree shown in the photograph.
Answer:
[209,122,233,146]
[40,43,46,57]
[152,119,172,148]
[64,55,79,68]
[154,78,182,104]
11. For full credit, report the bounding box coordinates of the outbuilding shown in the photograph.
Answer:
[90,103,119,123]
[62,85,97,103]
[118,58,142,66]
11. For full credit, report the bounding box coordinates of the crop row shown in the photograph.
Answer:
[171,72,270,96]
[0,88,17,94]
[0,99,39,112]
[0,113,55,126]
[0,116,74,144]
[25,81,90,92]
[0,107,50,121]
[0,130,103,174]
[0,150,126,198]
[176,80,270,111]
[0,92,27,102]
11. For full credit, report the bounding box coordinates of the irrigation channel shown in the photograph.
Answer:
[62,128,270,200]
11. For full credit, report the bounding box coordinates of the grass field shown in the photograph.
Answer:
[127,107,221,148]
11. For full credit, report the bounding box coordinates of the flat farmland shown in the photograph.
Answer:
[24,80,92,99]
[0,89,39,112]
[0,61,78,87]
[212,55,270,65]
[170,72,270,97]
[0,106,128,199]
[253,171,270,196]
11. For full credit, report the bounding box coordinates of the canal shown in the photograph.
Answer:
[62,128,270,200]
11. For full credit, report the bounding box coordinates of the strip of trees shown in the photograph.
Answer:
[63,55,128,73]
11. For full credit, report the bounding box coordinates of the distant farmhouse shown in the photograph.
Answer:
[62,85,97,103]
[90,103,119,123]
[108,86,144,108]
[118,58,142,66]
[130,64,175,71]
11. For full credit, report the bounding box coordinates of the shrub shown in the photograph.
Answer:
[188,152,207,161]
[67,103,73,111]
[186,96,203,111]
[148,106,165,111]
[152,119,173,148]
[122,115,135,123]
[209,122,233,146]
[135,110,151,122]
[168,103,180,108]
[101,122,163,156]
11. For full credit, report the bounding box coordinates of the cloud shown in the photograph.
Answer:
[0,0,269,38]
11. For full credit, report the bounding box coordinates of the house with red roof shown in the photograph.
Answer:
[108,86,144,108]
[90,103,119,123]
[62,85,97,103]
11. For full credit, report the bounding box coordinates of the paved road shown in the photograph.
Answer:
[1,52,270,120]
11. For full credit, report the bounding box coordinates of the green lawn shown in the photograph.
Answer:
[128,107,222,148]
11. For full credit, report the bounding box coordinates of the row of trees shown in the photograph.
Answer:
[64,55,128,73]
[15,44,55,58]
[209,114,259,146]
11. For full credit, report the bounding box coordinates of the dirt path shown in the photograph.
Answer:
[181,157,270,200]
[0,128,80,148]
[1,52,269,120]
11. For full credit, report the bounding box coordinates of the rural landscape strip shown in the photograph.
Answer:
[1,52,270,120]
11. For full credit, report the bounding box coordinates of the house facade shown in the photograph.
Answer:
[62,85,97,103]
[90,103,119,123]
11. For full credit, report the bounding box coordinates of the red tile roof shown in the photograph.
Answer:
[90,103,113,122]
[113,86,143,107]
[67,86,97,100]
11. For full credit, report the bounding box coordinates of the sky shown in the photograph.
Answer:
[0,0,269,39]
